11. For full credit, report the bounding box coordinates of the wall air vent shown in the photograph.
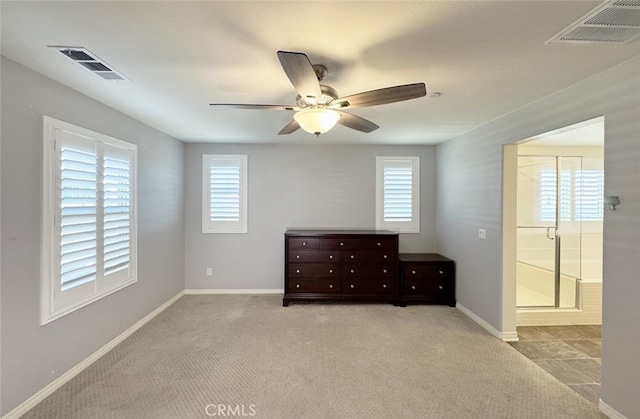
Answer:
[50,46,130,81]
[547,0,640,44]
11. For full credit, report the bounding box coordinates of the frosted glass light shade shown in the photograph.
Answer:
[294,108,340,135]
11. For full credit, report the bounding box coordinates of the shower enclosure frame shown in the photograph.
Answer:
[516,155,582,309]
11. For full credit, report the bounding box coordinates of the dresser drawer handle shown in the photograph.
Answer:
[411,270,416,275]
[329,284,333,289]
[439,270,444,275]
[302,242,307,246]
[340,242,344,246]
[296,255,300,259]
[411,285,416,290]
[383,254,388,259]
[329,255,333,259]
[296,284,300,288]
[296,269,300,274]
[377,242,381,246]
[382,284,387,288]
[383,269,388,274]
[350,269,355,274]
[350,284,355,289]
[329,269,333,274]
[350,255,355,259]
[439,285,444,290]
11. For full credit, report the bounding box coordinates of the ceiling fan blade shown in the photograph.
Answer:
[337,111,379,133]
[278,120,300,135]
[331,83,426,109]
[277,51,322,104]
[209,104,296,111]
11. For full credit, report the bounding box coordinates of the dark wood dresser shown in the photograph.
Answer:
[398,253,456,307]
[283,230,398,306]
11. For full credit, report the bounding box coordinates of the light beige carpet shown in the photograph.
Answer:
[23,295,604,418]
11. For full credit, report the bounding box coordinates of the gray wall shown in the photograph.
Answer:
[185,143,437,290]
[0,57,185,414]
[436,55,640,418]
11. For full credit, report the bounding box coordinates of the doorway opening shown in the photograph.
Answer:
[504,117,604,327]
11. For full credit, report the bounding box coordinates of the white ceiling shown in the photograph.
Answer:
[2,1,640,145]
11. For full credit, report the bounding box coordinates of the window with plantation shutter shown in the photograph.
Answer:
[202,155,248,233]
[42,116,137,324]
[376,156,420,233]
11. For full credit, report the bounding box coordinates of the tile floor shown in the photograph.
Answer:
[508,325,602,405]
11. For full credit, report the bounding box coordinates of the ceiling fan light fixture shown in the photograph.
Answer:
[294,108,340,136]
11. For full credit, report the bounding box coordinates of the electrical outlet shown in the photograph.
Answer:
[206,268,213,276]
[478,229,487,240]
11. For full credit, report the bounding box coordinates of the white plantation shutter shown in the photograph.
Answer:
[59,137,98,293]
[383,162,413,222]
[210,164,240,221]
[376,157,420,233]
[575,170,604,221]
[203,155,248,233]
[539,169,604,223]
[539,169,557,222]
[539,169,572,222]
[42,117,137,324]
[103,144,133,282]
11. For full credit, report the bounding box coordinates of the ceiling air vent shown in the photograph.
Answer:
[50,46,130,81]
[547,0,640,44]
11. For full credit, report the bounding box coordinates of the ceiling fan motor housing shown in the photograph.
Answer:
[296,85,338,108]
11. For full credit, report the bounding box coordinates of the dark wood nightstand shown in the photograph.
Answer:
[398,253,455,307]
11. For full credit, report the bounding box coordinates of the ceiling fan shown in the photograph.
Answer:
[209,51,427,136]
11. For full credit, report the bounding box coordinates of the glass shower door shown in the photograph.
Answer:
[516,156,581,308]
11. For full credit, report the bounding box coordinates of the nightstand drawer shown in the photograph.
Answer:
[403,279,448,295]
[403,264,452,280]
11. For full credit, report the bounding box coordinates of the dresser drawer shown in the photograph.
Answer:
[342,278,395,294]
[288,250,341,263]
[288,238,321,249]
[321,238,361,250]
[342,264,396,279]
[361,238,397,250]
[343,250,396,263]
[288,279,341,293]
[288,263,340,278]
[403,264,452,280]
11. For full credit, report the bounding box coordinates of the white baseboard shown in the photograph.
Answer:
[599,399,628,419]
[456,303,519,342]
[2,291,185,419]
[184,289,283,295]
